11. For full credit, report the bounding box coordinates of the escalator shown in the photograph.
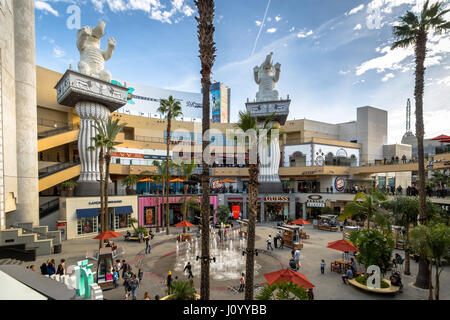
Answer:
[38,125,79,152]
[39,161,81,192]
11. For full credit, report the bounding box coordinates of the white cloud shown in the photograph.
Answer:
[267,28,277,34]
[297,30,313,38]
[87,0,195,23]
[382,73,395,82]
[267,17,272,22]
[353,24,362,30]
[275,15,282,22]
[289,27,295,32]
[437,76,450,86]
[52,46,66,58]
[339,70,350,75]
[347,4,364,15]
[255,20,262,26]
[356,46,413,76]
[35,1,59,16]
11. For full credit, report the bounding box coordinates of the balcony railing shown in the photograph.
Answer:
[38,160,80,179]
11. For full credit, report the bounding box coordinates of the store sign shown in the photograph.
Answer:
[334,177,346,193]
[110,151,144,159]
[308,195,323,200]
[264,196,289,202]
[307,201,325,207]
[144,206,155,225]
[232,205,240,219]
[211,178,223,190]
[88,200,122,205]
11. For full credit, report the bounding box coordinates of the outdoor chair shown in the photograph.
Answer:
[331,262,341,273]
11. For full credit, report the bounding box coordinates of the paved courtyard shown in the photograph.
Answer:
[38,224,450,300]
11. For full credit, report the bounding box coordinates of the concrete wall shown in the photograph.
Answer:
[357,106,388,163]
[0,1,18,229]
[383,143,412,160]
[338,121,357,142]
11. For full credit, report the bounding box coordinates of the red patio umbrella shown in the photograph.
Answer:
[327,239,358,252]
[264,268,315,289]
[174,220,195,228]
[430,134,450,141]
[291,218,311,225]
[93,230,122,240]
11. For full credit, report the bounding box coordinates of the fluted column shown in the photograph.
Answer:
[13,0,39,225]
[258,122,280,183]
[75,101,109,184]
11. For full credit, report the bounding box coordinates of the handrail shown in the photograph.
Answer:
[39,160,80,179]
[39,199,60,219]
[38,123,79,139]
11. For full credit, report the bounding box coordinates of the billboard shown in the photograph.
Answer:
[211,82,221,123]
[114,80,203,119]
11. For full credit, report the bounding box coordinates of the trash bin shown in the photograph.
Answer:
[53,244,62,254]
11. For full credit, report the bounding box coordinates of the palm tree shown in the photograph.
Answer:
[256,281,309,300]
[339,189,387,229]
[236,111,275,300]
[88,133,107,248]
[158,96,183,235]
[151,173,162,233]
[391,0,450,288]
[168,280,197,300]
[153,160,166,232]
[179,159,197,232]
[195,0,216,301]
[93,117,126,233]
[382,197,419,275]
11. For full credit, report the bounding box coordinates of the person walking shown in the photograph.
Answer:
[167,271,173,295]
[138,268,143,283]
[184,262,194,279]
[294,248,301,269]
[238,273,245,292]
[145,236,151,255]
[267,235,273,251]
[129,274,139,300]
[113,270,119,288]
[320,259,326,274]
[121,260,128,279]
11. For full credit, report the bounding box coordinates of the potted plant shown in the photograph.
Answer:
[61,180,77,197]
[122,174,139,195]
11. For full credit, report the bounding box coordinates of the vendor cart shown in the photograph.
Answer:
[277,225,303,250]
[315,215,339,232]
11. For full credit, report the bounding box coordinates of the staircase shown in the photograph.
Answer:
[0,258,25,266]
[0,222,62,257]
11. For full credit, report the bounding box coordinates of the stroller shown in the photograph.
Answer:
[390,271,403,293]
[289,258,298,272]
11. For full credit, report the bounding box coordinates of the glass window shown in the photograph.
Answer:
[77,217,98,235]
[115,213,132,229]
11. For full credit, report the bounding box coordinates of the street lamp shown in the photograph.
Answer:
[242,248,258,256]
[196,255,216,263]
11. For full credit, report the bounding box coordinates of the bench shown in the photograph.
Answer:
[125,235,149,242]
[348,278,400,294]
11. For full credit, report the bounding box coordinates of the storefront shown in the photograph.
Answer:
[59,195,138,240]
[223,194,295,223]
[138,195,219,227]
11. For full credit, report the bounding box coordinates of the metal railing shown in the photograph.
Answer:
[38,160,80,179]
[39,199,60,219]
[38,123,78,139]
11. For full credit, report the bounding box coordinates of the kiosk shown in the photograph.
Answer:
[96,247,114,290]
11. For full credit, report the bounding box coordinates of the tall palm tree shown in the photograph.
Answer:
[195,0,216,301]
[391,0,450,288]
[153,160,172,233]
[151,172,162,233]
[339,189,387,230]
[158,96,183,235]
[93,117,127,233]
[236,111,275,300]
[179,159,197,233]
[88,132,107,248]
[382,197,419,275]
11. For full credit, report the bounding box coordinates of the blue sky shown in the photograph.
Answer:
[35,0,450,144]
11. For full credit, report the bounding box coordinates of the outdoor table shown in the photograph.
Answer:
[335,259,351,271]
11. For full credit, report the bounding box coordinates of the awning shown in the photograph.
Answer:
[76,208,100,218]
[114,206,133,215]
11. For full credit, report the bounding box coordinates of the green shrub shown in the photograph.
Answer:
[133,226,148,237]
[62,180,77,189]
[355,275,390,288]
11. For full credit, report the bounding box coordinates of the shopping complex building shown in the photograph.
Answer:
[0,4,448,249]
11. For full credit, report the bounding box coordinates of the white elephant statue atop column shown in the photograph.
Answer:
[253,52,281,102]
[77,21,116,82]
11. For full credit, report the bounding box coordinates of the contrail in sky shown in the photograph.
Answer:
[251,0,272,56]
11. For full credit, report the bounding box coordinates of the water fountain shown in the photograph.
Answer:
[174,227,261,281]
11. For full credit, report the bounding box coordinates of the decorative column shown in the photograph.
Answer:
[55,70,128,196]
[75,102,110,183]
[13,0,39,225]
